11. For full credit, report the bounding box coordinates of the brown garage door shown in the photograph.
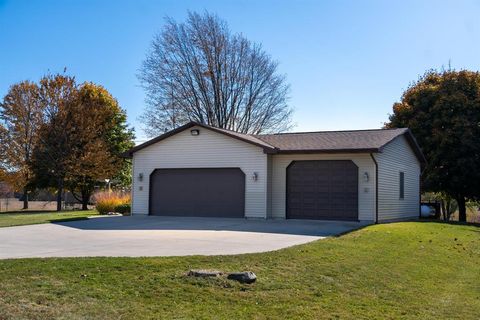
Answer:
[149,168,245,218]
[287,160,358,220]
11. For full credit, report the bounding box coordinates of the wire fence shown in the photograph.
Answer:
[0,198,60,212]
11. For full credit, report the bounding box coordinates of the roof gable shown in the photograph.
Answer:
[124,122,276,157]
[380,129,426,164]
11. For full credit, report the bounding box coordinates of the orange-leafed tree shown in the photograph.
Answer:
[0,81,44,209]
[31,75,134,211]
[64,82,134,210]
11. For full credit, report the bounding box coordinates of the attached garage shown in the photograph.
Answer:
[286,160,358,220]
[149,168,245,218]
[126,121,426,223]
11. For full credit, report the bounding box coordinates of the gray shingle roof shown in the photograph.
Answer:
[255,128,409,152]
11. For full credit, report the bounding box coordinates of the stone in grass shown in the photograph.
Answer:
[187,269,223,277]
[227,271,257,284]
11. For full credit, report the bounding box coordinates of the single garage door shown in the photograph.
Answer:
[149,168,245,217]
[287,160,358,220]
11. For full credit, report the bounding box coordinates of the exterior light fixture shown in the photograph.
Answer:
[363,172,369,182]
[252,172,258,181]
[105,179,111,192]
[138,173,144,182]
[190,129,200,136]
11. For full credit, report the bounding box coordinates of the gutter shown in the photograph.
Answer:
[370,153,379,224]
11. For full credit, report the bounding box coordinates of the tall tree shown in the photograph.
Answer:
[138,11,292,137]
[65,82,134,209]
[98,84,135,188]
[0,81,44,209]
[31,76,134,211]
[386,69,480,222]
[32,74,78,211]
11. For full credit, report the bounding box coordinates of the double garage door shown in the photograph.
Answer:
[149,161,358,220]
[149,168,245,218]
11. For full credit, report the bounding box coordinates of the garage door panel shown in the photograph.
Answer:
[316,193,329,201]
[150,168,245,218]
[287,160,358,220]
[316,184,330,191]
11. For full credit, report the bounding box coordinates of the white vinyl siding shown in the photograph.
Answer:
[269,153,376,222]
[266,154,273,218]
[374,136,421,221]
[132,126,268,218]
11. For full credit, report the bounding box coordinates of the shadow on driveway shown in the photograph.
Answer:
[55,215,370,237]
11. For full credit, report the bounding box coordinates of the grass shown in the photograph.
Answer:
[0,210,98,228]
[0,222,478,319]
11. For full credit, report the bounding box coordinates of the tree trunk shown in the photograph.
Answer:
[81,189,90,211]
[441,200,447,221]
[23,187,28,210]
[456,196,467,222]
[56,179,63,212]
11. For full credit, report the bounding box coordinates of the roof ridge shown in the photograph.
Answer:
[211,125,277,149]
[256,127,408,136]
[193,121,407,137]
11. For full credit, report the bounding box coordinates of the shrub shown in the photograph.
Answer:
[115,203,131,216]
[92,191,131,215]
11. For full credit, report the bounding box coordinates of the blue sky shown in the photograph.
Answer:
[1,0,479,142]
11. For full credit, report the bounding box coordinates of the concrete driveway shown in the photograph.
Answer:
[0,215,368,259]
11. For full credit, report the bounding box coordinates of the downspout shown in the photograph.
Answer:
[370,154,379,224]
[127,157,134,216]
[419,166,426,219]
[419,173,422,219]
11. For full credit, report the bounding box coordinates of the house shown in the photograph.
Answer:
[0,181,14,198]
[124,122,426,223]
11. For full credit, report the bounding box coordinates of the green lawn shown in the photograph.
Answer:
[0,210,98,228]
[0,222,478,319]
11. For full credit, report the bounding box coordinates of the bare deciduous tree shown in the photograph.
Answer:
[138,11,292,137]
